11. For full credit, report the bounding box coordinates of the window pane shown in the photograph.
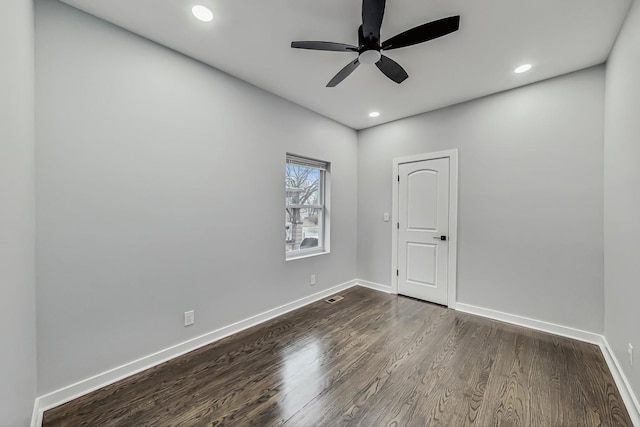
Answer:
[285,164,321,206]
[285,154,328,257]
[285,207,321,252]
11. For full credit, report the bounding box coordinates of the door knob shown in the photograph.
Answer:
[433,236,447,241]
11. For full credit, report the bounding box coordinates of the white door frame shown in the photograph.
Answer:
[391,149,459,308]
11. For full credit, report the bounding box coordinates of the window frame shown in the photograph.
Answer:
[285,154,330,260]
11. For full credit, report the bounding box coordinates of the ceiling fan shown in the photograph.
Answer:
[291,0,460,87]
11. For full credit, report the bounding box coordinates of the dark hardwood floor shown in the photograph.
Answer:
[43,286,632,426]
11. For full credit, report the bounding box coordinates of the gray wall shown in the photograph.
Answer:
[0,0,37,424]
[35,0,358,394]
[604,0,640,403]
[358,67,605,333]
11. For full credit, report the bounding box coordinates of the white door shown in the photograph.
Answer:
[397,158,450,305]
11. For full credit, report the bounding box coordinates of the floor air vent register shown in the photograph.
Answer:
[325,295,344,304]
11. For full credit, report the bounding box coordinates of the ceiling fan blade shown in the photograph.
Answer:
[362,0,385,42]
[382,15,460,51]
[376,55,408,84]
[327,58,361,87]
[291,41,358,52]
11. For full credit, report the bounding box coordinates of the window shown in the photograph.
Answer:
[285,154,329,258]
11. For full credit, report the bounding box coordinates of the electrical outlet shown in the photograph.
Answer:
[310,274,316,286]
[629,343,634,366]
[184,310,195,327]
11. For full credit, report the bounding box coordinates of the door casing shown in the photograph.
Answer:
[391,149,459,308]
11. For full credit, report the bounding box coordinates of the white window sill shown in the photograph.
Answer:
[286,249,330,261]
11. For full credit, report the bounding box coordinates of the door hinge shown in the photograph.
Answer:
[397,175,400,182]
[397,222,399,229]
[396,269,399,276]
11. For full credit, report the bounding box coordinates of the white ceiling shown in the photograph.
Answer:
[59,0,631,130]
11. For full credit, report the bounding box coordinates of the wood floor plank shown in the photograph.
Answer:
[281,296,443,426]
[527,334,565,426]
[352,311,473,426]
[353,310,475,426]
[43,287,633,427]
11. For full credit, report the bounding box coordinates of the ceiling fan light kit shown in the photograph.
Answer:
[359,49,381,64]
[291,0,460,87]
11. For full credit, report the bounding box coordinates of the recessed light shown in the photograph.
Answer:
[369,111,380,118]
[514,64,532,74]
[192,5,213,22]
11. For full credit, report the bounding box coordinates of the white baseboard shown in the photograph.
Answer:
[30,279,358,427]
[355,279,394,294]
[600,337,640,426]
[455,302,602,345]
[30,398,40,427]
